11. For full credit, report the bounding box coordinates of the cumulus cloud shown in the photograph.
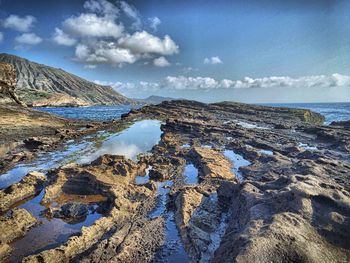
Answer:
[118,31,179,55]
[153,56,170,67]
[120,1,142,30]
[94,79,160,96]
[164,76,219,90]
[204,56,223,65]
[15,33,42,45]
[83,0,119,17]
[148,16,161,31]
[52,28,77,46]
[0,32,3,43]
[62,13,124,38]
[3,15,36,32]
[74,41,138,65]
[52,0,179,66]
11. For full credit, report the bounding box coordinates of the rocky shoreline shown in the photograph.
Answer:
[0,100,349,262]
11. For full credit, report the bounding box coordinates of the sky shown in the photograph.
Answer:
[0,0,350,103]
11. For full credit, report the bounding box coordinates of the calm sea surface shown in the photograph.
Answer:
[262,102,350,124]
[36,102,350,124]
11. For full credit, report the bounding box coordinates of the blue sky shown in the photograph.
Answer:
[1,0,350,102]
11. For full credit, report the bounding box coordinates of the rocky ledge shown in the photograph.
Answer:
[31,93,91,107]
[1,100,349,262]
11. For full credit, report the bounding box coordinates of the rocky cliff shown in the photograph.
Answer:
[0,53,134,106]
[0,62,26,106]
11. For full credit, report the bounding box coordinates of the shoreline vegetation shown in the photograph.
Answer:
[0,99,349,262]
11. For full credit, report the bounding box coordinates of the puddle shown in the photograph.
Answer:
[298,142,318,151]
[0,120,162,189]
[223,150,251,182]
[154,211,189,263]
[236,121,269,130]
[9,190,105,261]
[259,149,274,156]
[183,164,199,185]
[0,140,93,189]
[148,181,173,219]
[2,120,163,261]
[135,166,152,185]
[150,181,189,262]
[78,120,162,164]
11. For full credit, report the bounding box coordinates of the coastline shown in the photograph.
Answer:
[0,100,349,262]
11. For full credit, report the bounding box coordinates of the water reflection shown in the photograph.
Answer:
[0,140,92,189]
[223,150,251,182]
[183,164,199,185]
[0,120,162,189]
[9,190,104,261]
[78,120,162,163]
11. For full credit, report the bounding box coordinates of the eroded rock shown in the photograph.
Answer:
[0,171,46,213]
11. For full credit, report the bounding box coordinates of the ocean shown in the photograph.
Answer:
[262,102,350,124]
[35,105,138,122]
[36,102,350,124]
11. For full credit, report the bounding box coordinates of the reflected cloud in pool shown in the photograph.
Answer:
[78,120,162,163]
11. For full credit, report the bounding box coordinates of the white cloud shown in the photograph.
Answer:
[164,76,219,90]
[120,1,142,30]
[160,74,350,91]
[53,0,179,67]
[15,33,42,45]
[97,74,350,97]
[84,64,97,69]
[62,13,124,38]
[118,31,179,55]
[153,56,170,67]
[148,16,161,31]
[74,41,138,65]
[0,32,3,43]
[83,0,119,17]
[3,15,36,32]
[204,56,223,65]
[52,28,77,46]
[94,79,160,96]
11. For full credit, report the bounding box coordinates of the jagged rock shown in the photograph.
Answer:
[58,202,89,218]
[0,171,46,213]
[190,146,237,181]
[330,120,350,127]
[32,93,91,107]
[0,62,25,106]
[2,100,350,263]
[23,137,44,150]
[0,208,38,260]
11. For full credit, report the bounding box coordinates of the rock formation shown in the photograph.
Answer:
[1,100,349,262]
[0,62,26,106]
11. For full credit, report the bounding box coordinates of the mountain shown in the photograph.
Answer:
[138,95,177,105]
[0,53,135,106]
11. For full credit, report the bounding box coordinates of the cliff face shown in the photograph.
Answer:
[0,62,26,106]
[0,53,135,106]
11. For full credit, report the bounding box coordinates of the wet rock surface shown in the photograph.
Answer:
[0,208,38,260]
[0,171,46,213]
[0,100,349,262]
